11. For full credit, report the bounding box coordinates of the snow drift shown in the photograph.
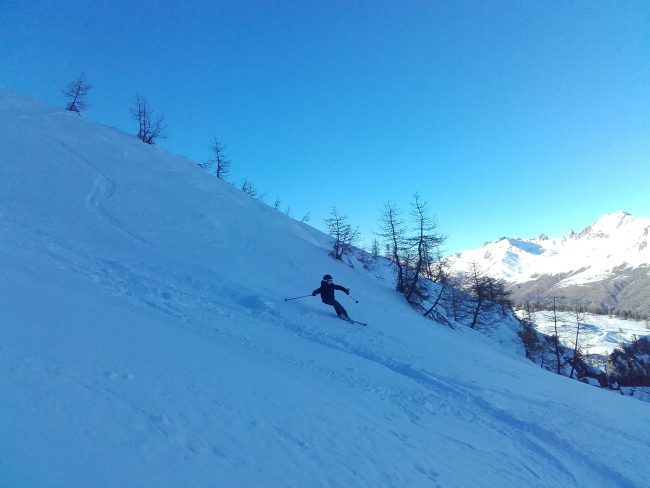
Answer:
[1,88,649,487]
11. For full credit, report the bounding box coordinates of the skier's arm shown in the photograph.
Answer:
[334,284,350,294]
[312,287,321,296]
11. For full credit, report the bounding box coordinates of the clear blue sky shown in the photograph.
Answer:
[2,0,649,254]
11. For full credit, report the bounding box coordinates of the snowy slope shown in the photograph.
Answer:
[1,89,650,488]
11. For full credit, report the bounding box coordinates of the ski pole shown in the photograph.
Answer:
[284,295,313,302]
[347,294,359,304]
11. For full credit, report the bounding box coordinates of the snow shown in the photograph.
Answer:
[621,387,650,403]
[519,311,650,356]
[1,88,650,487]
[447,211,650,286]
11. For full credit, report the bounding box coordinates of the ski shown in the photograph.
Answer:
[340,316,367,327]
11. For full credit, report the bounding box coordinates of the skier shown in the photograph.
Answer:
[312,274,351,320]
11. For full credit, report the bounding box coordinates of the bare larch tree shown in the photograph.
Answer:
[62,73,91,113]
[208,138,231,180]
[404,194,445,304]
[130,95,166,144]
[324,206,359,261]
[377,202,407,293]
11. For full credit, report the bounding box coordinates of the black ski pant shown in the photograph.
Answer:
[324,299,347,317]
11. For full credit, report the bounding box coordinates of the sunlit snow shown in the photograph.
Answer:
[1,89,649,488]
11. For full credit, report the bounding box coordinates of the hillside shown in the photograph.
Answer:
[446,212,650,317]
[1,88,649,488]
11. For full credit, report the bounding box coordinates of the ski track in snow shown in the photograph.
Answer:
[59,141,150,245]
[264,319,627,486]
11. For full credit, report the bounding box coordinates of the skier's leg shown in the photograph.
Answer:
[333,300,348,318]
[324,299,348,318]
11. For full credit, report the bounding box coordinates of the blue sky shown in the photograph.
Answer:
[2,0,649,254]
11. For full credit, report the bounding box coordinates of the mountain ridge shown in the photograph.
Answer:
[447,211,650,316]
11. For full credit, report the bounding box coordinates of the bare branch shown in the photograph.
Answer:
[62,73,91,113]
[130,94,166,144]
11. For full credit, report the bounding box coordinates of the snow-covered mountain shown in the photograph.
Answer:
[2,88,650,487]
[447,211,650,316]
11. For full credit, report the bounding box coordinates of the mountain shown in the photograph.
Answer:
[2,88,650,487]
[446,211,650,317]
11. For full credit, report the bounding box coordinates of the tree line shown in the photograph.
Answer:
[324,195,514,332]
[514,299,650,322]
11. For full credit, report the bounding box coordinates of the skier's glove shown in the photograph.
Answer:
[312,291,317,296]
[345,288,350,295]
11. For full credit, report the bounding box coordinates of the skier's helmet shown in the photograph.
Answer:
[323,274,333,281]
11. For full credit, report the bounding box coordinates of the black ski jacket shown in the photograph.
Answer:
[313,280,349,303]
